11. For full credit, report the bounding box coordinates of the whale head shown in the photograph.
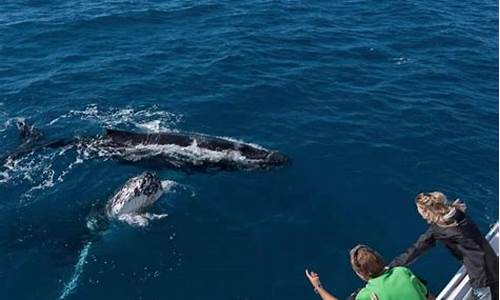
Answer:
[106,171,163,218]
[265,151,291,166]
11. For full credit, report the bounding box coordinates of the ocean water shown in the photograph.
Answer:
[0,1,498,299]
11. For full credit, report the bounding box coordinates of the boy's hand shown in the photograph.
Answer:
[305,269,322,289]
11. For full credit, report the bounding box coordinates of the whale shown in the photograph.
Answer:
[3,120,290,172]
[107,171,164,218]
[60,171,168,299]
[87,171,167,230]
[97,128,290,170]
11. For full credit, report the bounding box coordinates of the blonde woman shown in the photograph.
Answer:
[389,192,499,300]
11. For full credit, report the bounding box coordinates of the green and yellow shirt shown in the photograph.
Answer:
[356,267,427,300]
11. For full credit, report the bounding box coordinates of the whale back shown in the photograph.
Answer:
[105,129,192,146]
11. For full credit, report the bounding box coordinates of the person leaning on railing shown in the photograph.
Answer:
[389,192,499,300]
[305,245,430,300]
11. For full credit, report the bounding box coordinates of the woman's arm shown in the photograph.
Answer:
[305,270,339,300]
[388,227,436,267]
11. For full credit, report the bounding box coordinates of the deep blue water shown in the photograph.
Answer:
[0,1,498,299]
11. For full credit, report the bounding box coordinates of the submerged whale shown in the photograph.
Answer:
[4,120,290,171]
[60,171,168,299]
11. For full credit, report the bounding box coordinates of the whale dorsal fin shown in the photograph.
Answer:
[105,128,145,144]
[105,128,128,138]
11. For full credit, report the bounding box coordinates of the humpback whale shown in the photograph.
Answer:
[60,171,168,299]
[99,128,290,170]
[104,171,166,227]
[3,120,290,171]
[107,171,163,217]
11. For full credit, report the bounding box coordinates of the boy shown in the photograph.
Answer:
[305,245,428,300]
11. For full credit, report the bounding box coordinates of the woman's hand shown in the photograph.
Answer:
[305,269,322,290]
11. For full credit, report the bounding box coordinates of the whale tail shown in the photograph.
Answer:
[1,120,77,166]
[0,119,41,165]
[16,119,43,144]
[15,120,76,149]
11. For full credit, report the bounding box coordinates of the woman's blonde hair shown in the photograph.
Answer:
[415,191,466,227]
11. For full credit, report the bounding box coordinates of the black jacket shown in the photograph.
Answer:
[389,209,498,288]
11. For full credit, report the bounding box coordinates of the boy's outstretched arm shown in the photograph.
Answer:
[305,269,339,300]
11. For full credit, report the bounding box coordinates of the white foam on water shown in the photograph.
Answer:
[136,120,162,132]
[23,166,55,199]
[0,170,9,184]
[49,104,181,132]
[117,212,169,227]
[58,241,93,300]
[1,151,51,188]
[161,179,177,191]
[56,155,84,183]
[0,116,21,132]
[392,57,411,65]
[1,143,88,202]
[163,179,197,197]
